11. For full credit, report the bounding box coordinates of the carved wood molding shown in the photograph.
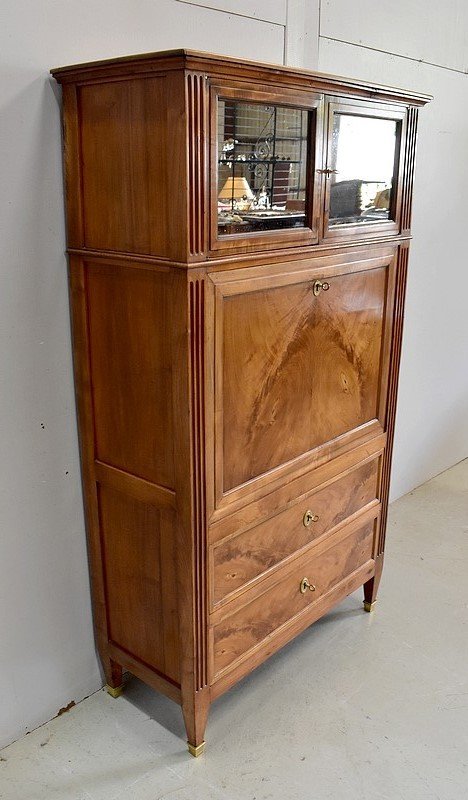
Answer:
[187,73,207,257]
[401,107,419,234]
[189,278,208,689]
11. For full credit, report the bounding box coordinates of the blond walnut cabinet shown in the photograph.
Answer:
[51,50,430,756]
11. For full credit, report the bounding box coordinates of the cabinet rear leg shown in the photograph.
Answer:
[104,658,124,697]
[363,578,377,613]
[363,554,383,612]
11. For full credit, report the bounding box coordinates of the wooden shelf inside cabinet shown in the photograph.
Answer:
[51,49,430,755]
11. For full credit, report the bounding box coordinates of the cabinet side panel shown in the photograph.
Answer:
[78,78,169,255]
[86,262,174,487]
[378,243,410,554]
[98,486,180,683]
[70,257,180,687]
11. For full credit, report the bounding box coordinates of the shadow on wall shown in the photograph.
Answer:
[0,69,102,749]
[391,389,468,502]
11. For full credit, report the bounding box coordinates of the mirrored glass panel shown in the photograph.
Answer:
[329,113,398,226]
[217,100,310,236]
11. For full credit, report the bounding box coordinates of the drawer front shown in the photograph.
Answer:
[213,518,375,677]
[212,458,379,605]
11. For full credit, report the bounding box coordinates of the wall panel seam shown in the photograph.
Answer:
[175,0,286,27]
[319,35,468,76]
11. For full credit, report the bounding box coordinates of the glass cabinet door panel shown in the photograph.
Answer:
[329,113,399,227]
[217,100,310,236]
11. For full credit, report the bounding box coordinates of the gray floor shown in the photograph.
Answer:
[1,459,467,800]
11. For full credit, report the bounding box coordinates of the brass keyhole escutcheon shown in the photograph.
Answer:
[300,577,316,594]
[303,509,319,527]
[313,279,330,297]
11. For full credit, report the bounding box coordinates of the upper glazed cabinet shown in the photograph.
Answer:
[211,88,406,253]
[323,99,405,241]
[211,84,323,252]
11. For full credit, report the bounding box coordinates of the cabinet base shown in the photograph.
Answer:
[188,741,206,757]
[106,683,124,698]
[363,600,377,613]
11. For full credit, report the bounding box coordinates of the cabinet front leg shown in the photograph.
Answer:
[104,658,124,698]
[182,690,210,757]
[363,553,384,612]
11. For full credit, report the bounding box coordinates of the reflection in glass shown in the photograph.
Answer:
[329,114,398,226]
[217,100,310,236]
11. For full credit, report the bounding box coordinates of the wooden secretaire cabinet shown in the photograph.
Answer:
[51,50,430,755]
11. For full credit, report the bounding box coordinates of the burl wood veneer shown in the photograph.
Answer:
[51,50,430,756]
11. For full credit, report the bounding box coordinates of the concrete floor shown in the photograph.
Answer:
[1,459,467,800]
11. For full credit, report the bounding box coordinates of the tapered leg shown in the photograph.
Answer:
[363,554,384,612]
[363,581,378,612]
[104,658,124,697]
[182,692,210,757]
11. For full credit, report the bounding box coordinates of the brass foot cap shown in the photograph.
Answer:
[363,600,377,613]
[188,741,206,757]
[106,683,124,698]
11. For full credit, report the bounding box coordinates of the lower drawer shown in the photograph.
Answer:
[212,517,376,677]
[211,457,379,606]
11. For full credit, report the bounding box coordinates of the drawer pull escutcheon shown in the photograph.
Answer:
[300,577,316,594]
[303,509,319,527]
[313,279,330,296]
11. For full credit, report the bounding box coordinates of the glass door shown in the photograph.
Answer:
[322,100,406,241]
[210,84,323,254]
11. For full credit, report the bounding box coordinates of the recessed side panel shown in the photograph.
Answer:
[220,262,389,492]
[78,78,169,255]
[86,263,174,487]
[99,485,180,683]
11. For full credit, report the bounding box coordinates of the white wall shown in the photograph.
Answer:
[0,0,466,751]
[0,0,288,752]
[317,2,468,500]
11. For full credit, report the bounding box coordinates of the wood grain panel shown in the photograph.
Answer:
[95,461,176,508]
[79,78,168,255]
[108,641,181,701]
[99,485,180,683]
[86,263,174,486]
[221,265,388,491]
[61,86,84,248]
[213,519,375,675]
[209,435,385,536]
[211,560,374,700]
[212,458,378,604]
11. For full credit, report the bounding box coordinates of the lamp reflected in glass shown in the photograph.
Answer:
[218,176,254,210]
